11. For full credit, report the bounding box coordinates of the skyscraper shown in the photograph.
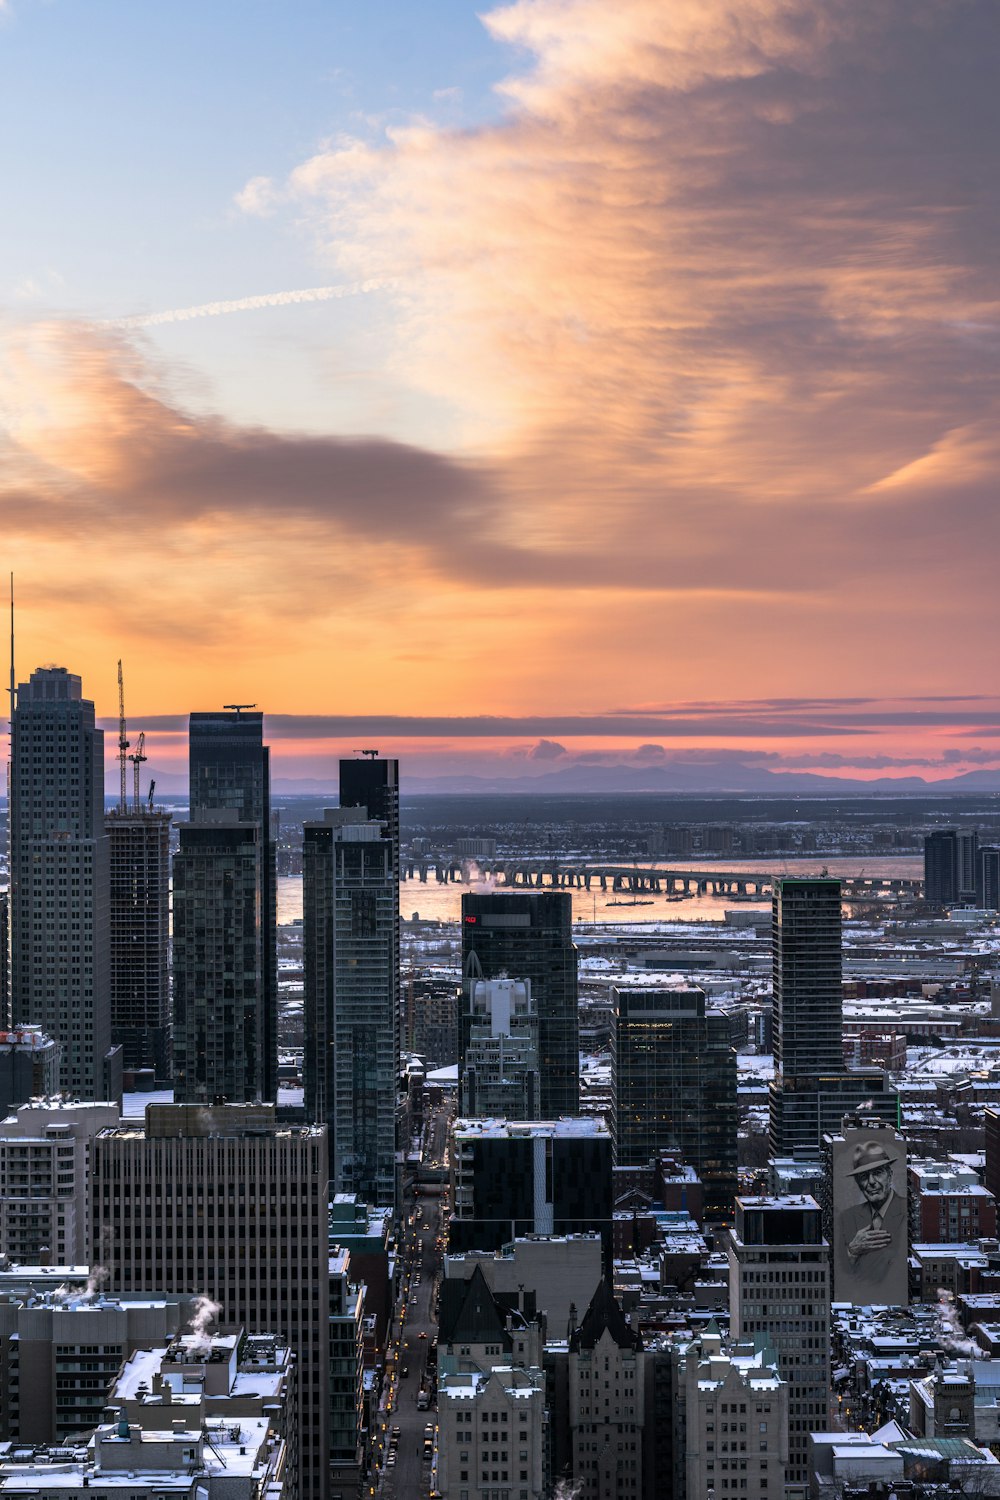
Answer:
[106,806,171,1079]
[924,828,979,906]
[10,666,119,1100]
[92,1103,329,1500]
[460,975,540,1120]
[729,1195,831,1494]
[188,709,276,1100]
[611,982,738,1220]
[303,808,397,1208]
[338,755,399,876]
[461,891,580,1117]
[172,812,263,1103]
[769,878,896,1152]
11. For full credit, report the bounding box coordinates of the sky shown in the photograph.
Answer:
[1,0,999,790]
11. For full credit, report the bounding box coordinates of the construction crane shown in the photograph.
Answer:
[361,748,379,759]
[117,660,130,813]
[147,779,156,812]
[127,731,147,813]
[223,703,256,717]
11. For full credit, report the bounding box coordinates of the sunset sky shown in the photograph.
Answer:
[2,0,998,788]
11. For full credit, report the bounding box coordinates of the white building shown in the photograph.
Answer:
[437,1366,545,1500]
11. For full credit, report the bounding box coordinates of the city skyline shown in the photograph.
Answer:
[2,0,999,788]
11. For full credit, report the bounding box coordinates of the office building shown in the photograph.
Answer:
[173,812,264,1103]
[189,709,277,1101]
[0,1290,190,1442]
[769,878,896,1153]
[460,976,540,1120]
[0,1026,60,1118]
[106,807,171,1079]
[449,1117,612,1257]
[611,982,738,1220]
[9,665,119,1100]
[461,892,579,1118]
[0,892,9,1026]
[91,1103,329,1500]
[924,828,979,906]
[677,1322,789,1500]
[327,1248,364,1484]
[443,1233,603,1335]
[0,1099,119,1265]
[729,1196,830,1495]
[978,845,1000,912]
[303,808,397,1209]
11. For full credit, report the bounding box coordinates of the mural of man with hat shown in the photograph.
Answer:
[836,1137,907,1298]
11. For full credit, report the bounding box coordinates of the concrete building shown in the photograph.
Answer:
[908,1163,997,1243]
[188,709,277,1102]
[611,982,738,1220]
[0,1291,190,1442]
[172,812,264,1104]
[460,977,540,1120]
[106,808,171,1080]
[449,1118,613,1258]
[327,1248,364,1485]
[9,665,120,1101]
[461,892,580,1118]
[303,808,398,1209]
[113,1328,298,1500]
[729,1196,830,1495]
[0,1027,61,1119]
[0,1100,119,1266]
[91,1103,329,1500]
[677,1321,788,1500]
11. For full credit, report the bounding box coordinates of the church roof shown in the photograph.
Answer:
[570,1277,642,1353]
[439,1265,512,1351]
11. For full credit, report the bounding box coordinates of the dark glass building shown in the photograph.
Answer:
[339,756,399,875]
[449,1117,612,1259]
[925,828,979,906]
[978,845,1000,912]
[172,813,263,1103]
[188,710,276,1100]
[461,891,580,1117]
[106,809,171,1079]
[611,983,737,1219]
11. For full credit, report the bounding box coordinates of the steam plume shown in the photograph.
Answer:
[186,1293,223,1354]
[936,1289,981,1358]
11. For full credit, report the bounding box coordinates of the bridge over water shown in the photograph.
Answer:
[401,859,923,902]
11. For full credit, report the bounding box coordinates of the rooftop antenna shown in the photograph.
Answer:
[117,660,130,813]
[223,703,256,717]
[361,748,379,759]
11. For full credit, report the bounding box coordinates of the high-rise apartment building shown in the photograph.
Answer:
[106,807,171,1079]
[460,976,540,1120]
[9,666,119,1100]
[978,845,1000,912]
[188,710,276,1101]
[0,1099,119,1265]
[172,812,264,1103]
[91,1103,329,1500]
[729,1196,830,1495]
[611,982,738,1220]
[338,756,399,876]
[769,878,896,1153]
[0,892,9,1026]
[924,828,979,906]
[303,809,397,1208]
[461,892,579,1118]
[449,1117,612,1257]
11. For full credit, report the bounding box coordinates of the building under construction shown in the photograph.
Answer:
[105,664,171,1081]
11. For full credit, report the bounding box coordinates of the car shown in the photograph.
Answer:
[400,1365,409,1378]
[419,1330,428,1339]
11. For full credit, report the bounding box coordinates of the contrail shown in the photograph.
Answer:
[106,278,391,329]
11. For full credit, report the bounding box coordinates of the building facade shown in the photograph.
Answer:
[461,892,580,1118]
[303,808,398,1209]
[0,1099,119,1266]
[91,1103,329,1500]
[611,982,738,1220]
[9,665,117,1100]
[460,977,540,1120]
[729,1196,830,1496]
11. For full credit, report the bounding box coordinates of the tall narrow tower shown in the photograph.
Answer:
[187,709,276,1101]
[10,666,117,1100]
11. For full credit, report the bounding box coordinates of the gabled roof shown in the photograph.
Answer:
[439,1265,512,1351]
[570,1278,642,1353]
